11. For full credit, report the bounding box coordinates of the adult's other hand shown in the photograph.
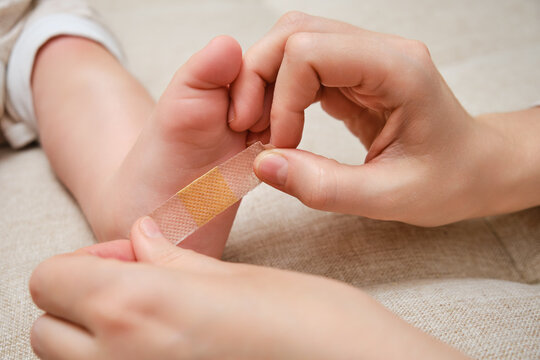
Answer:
[230,12,540,226]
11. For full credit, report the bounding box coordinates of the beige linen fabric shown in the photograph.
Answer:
[0,148,95,359]
[368,279,540,359]
[1,0,539,359]
[486,209,540,284]
[227,190,524,286]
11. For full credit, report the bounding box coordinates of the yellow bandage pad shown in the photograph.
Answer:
[149,142,265,245]
[178,168,238,227]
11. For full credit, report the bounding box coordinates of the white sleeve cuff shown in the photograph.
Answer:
[6,13,124,134]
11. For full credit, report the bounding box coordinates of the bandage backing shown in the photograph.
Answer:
[149,142,265,245]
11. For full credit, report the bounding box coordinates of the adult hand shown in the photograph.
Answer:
[29,217,467,360]
[230,12,540,226]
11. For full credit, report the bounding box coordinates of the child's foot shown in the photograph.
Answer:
[91,36,246,258]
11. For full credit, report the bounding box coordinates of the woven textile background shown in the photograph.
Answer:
[1,0,539,358]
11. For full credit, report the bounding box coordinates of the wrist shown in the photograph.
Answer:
[263,275,466,360]
[471,108,540,217]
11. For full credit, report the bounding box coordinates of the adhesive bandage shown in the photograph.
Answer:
[150,142,265,245]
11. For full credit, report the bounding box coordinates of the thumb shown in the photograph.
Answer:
[131,216,217,270]
[253,149,387,216]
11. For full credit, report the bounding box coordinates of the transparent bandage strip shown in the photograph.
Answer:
[149,142,265,245]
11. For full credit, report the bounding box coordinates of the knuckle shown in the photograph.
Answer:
[28,267,43,304]
[405,39,432,65]
[277,11,310,29]
[284,32,316,59]
[298,160,337,210]
[87,275,152,334]
[28,257,57,304]
[30,317,44,356]
[242,50,261,72]
[394,39,435,92]
[90,293,135,333]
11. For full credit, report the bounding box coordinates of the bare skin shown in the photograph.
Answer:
[27,11,538,360]
[29,216,470,360]
[32,35,247,257]
[228,12,540,226]
[32,14,540,251]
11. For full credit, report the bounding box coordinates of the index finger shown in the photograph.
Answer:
[228,11,361,133]
[270,31,416,148]
[29,254,126,327]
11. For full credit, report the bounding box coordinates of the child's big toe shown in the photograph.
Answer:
[155,36,243,136]
[169,36,242,93]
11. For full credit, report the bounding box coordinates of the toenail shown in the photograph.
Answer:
[255,151,288,186]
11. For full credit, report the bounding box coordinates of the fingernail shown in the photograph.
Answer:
[140,216,163,238]
[255,151,288,186]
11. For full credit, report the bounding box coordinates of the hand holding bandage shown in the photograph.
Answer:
[230,12,540,226]
[30,217,467,360]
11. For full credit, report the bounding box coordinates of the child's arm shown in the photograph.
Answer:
[32,36,154,229]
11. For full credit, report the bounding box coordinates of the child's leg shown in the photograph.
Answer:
[32,35,246,258]
[33,36,153,215]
